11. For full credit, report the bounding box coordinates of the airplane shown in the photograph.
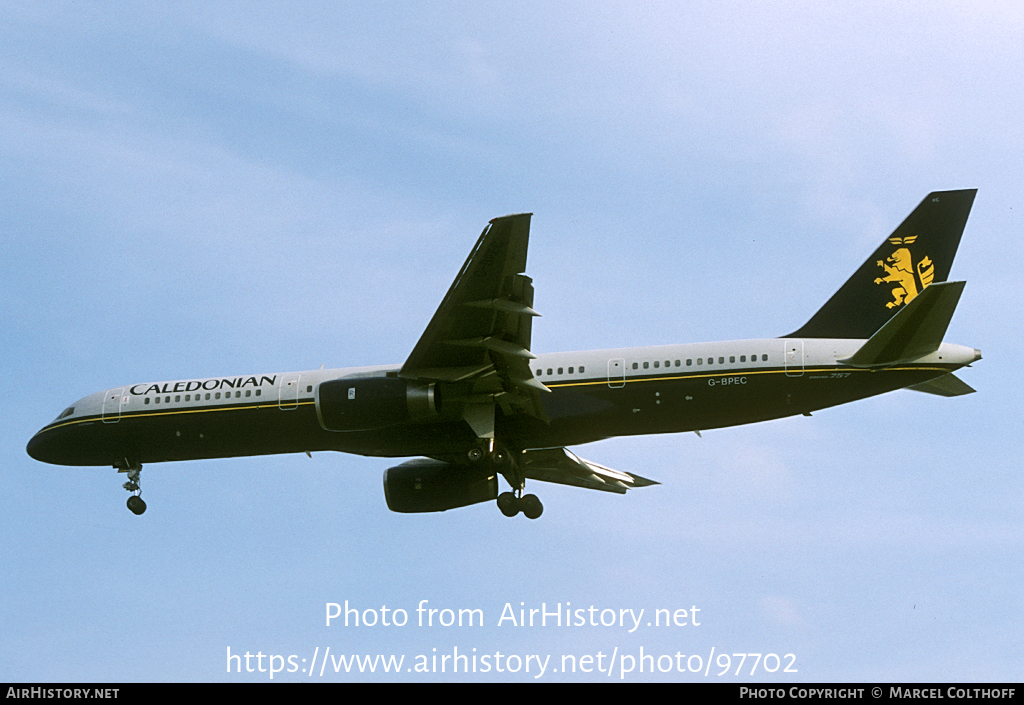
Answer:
[27,189,980,520]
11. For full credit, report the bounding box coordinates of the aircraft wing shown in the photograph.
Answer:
[399,214,549,437]
[521,448,659,494]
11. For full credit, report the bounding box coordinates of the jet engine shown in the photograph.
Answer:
[383,459,498,513]
[316,377,439,432]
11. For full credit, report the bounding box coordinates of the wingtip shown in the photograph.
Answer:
[627,473,660,488]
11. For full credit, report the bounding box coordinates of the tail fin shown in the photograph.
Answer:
[785,189,976,339]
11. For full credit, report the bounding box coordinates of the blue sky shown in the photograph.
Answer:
[3,1,1021,682]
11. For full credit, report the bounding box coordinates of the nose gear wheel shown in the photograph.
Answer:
[117,460,147,515]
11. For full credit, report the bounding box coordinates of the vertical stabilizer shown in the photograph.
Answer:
[785,189,976,339]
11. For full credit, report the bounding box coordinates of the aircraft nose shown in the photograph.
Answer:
[27,423,79,465]
[27,429,58,464]
[974,348,982,362]
[27,430,47,462]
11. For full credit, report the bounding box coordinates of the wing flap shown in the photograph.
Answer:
[521,447,659,495]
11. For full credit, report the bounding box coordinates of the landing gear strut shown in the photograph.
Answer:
[467,441,544,519]
[493,444,543,520]
[117,459,147,515]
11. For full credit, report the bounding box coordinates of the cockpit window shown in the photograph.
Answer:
[56,407,75,421]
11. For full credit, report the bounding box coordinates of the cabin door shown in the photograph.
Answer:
[784,341,804,377]
[102,388,125,423]
[279,374,301,410]
[607,358,625,388]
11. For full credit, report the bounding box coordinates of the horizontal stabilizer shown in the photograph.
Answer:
[839,281,965,368]
[906,373,976,397]
[521,447,658,494]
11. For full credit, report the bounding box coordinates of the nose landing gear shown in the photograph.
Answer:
[126,494,147,515]
[117,460,147,515]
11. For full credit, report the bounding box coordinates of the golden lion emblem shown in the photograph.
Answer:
[874,236,934,309]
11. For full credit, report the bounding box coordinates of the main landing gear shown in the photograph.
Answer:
[467,442,543,520]
[117,459,147,515]
[497,491,543,520]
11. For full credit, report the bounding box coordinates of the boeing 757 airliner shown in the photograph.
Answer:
[27,190,980,519]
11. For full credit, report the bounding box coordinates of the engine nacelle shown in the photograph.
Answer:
[316,377,439,432]
[383,459,498,513]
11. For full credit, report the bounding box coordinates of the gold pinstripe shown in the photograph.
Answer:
[36,400,317,435]
[543,364,954,389]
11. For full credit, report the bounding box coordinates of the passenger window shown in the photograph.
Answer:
[175,395,181,402]
[246,390,252,397]
[686,359,692,366]
[675,360,681,367]
[215,393,221,400]
[568,367,574,374]
[718,357,724,364]
[255,390,261,397]
[547,369,553,375]
[558,367,563,374]
[643,362,649,369]
[762,354,768,361]
[697,358,703,366]
[632,363,638,370]
[580,366,585,373]
[144,398,151,405]
[205,393,211,400]
[654,361,659,368]
[729,356,735,363]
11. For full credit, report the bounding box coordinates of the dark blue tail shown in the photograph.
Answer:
[785,189,976,339]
